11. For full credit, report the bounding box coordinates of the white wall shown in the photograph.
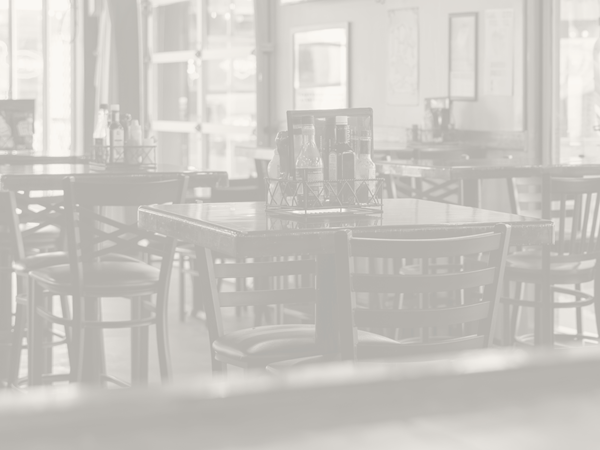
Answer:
[275,0,525,142]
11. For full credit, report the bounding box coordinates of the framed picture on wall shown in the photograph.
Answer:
[449,12,478,101]
[292,24,350,110]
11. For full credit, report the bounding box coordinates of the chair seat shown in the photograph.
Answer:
[212,324,397,368]
[13,252,141,273]
[30,260,160,297]
[506,250,596,284]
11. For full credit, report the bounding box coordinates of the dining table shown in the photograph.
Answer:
[0,160,229,382]
[138,199,553,351]
[377,157,600,209]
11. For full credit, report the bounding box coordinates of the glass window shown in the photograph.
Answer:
[154,2,197,53]
[14,0,44,151]
[0,0,9,99]
[206,133,254,178]
[558,0,600,163]
[0,0,73,155]
[155,62,198,121]
[48,0,72,156]
[206,92,256,127]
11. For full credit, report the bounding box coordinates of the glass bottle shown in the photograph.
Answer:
[109,104,125,162]
[336,116,355,204]
[275,130,290,178]
[355,134,376,203]
[295,116,324,207]
[267,143,282,205]
[93,104,109,146]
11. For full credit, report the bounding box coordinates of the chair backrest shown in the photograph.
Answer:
[62,174,188,294]
[508,177,542,217]
[334,224,511,361]
[200,248,317,341]
[543,175,600,261]
[0,191,26,261]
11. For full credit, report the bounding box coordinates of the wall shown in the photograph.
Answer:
[275,0,525,143]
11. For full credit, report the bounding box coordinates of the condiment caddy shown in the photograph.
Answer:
[265,107,383,216]
[89,103,156,170]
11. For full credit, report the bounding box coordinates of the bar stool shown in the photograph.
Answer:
[27,175,187,386]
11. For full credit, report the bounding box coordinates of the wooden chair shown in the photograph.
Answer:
[503,175,600,346]
[507,176,542,217]
[0,191,78,388]
[267,225,511,371]
[27,175,187,386]
[198,248,395,373]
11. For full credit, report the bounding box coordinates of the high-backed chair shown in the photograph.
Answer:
[503,175,600,346]
[1,191,76,388]
[27,175,187,386]
[335,225,511,360]
[267,225,511,371]
[198,248,396,373]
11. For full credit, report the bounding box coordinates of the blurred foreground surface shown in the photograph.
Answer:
[2,347,600,449]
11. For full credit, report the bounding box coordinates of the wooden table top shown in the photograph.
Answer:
[0,163,229,190]
[377,158,600,180]
[1,347,600,449]
[138,199,552,256]
[0,154,86,165]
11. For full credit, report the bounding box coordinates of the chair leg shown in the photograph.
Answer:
[593,270,600,340]
[575,283,583,338]
[131,297,141,384]
[211,356,227,375]
[28,281,44,386]
[156,294,172,383]
[59,296,72,344]
[8,302,26,387]
[179,255,187,322]
[68,295,85,384]
[139,297,150,385]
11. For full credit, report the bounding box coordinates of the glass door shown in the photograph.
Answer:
[148,0,201,168]
[557,0,600,163]
[147,0,268,178]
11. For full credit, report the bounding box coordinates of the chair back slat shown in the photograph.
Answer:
[62,175,188,297]
[508,177,542,217]
[356,336,486,360]
[350,233,502,259]
[213,259,316,279]
[335,223,511,361]
[64,175,187,263]
[202,250,318,343]
[0,191,26,260]
[351,267,496,294]
[353,302,491,329]
[544,176,600,258]
[219,288,316,308]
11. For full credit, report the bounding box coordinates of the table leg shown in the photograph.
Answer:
[80,297,105,386]
[462,179,480,208]
[315,254,337,353]
[0,247,12,381]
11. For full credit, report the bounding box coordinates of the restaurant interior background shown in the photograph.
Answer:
[0,0,598,194]
[4,1,600,447]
